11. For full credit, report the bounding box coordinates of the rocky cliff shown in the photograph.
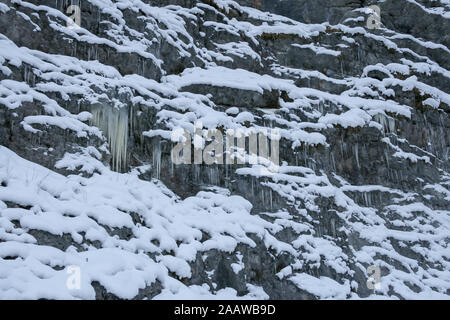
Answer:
[0,0,449,299]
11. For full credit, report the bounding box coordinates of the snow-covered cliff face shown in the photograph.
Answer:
[0,0,449,299]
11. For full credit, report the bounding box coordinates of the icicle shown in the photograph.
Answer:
[91,104,129,172]
[269,189,273,210]
[374,113,396,134]
[225,163,228,180]
[354,144,360,170]
[152,139,161,179]
[330,218,336,237]
[330,152,336,171]
[24,65,28,84]
[363,192,368,207]
[210,167,219,185]
[193,165,200,183]
[208,167,212,185]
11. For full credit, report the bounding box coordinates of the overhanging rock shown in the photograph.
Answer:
[181,83,282,109]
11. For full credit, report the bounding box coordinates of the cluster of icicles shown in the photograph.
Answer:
[90,105,129,172]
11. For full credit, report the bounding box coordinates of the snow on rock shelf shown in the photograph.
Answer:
[0,0,449,299]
